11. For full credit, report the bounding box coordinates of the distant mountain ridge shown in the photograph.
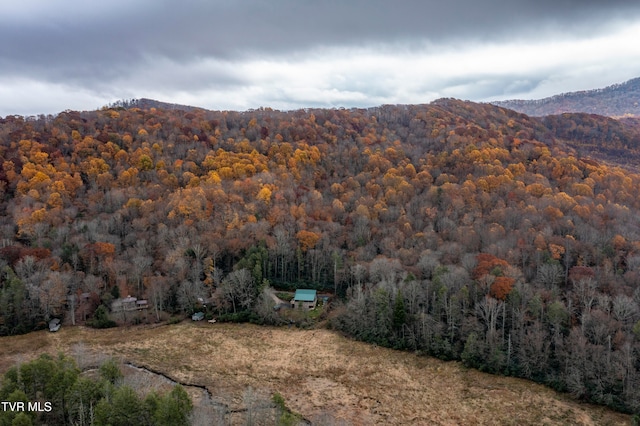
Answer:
[106,98,204,112]
[493,77,640,117]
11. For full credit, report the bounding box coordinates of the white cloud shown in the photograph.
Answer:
[0,78,108,117]
[184,21,640,110]
[2,19,640,116]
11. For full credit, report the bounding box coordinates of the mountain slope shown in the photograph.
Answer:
[1,100,640,414]
[493,77,640,117]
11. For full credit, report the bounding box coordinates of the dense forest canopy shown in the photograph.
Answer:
[1,100,640,413]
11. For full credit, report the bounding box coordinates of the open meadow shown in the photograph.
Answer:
[0,322,631,425]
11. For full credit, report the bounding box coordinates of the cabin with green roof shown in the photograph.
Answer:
[291,289,317,310]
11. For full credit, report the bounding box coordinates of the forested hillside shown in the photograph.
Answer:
[1,100,640,413]
[493,77,640,117]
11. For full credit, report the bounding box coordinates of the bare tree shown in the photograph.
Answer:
[460,253,478,275]
[597,293,612,315]
[254,287,280,325]
[574,278,597,316]
[219,269,256,313]
[186,243,208,283]
[63,271,81,325]
[612,294,638,326]
[369,257,402,284]
[85,274,105,295]
[39,271,67,320]
[631,283,640,303]
[536,263,563,288]
[353,216,371,246]
[516,324,550,380]
[438,265,470,294]
[177,279,206,313]
[131,255,153,296]
[626,254,640,272]
[68,293,77,325]
[273,225,293,280]
[476,296,503,338]
[15,255,45,285]
[350,263,367,287]
[148,275,169,321]
[417,251,440,279]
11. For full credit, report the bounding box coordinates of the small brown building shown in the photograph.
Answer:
[291,289,317,310]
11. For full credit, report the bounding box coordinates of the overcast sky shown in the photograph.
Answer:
[2,0,640,116]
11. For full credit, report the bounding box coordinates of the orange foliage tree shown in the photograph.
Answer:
[473,253,509,280]
[489,277,516,301]
[296,230,320,252]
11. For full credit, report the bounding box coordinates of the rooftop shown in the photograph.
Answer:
[293,289,317,302]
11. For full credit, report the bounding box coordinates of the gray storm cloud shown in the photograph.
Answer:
[1,1,640,115]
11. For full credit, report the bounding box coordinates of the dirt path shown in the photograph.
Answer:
[265,286,288,305]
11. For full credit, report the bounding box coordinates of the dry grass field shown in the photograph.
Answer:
[0,322,631,425]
